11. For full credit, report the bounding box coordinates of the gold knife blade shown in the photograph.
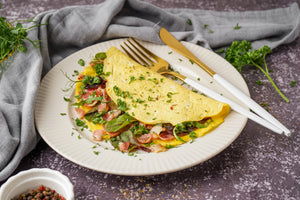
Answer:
[159,27,291,136]
[159,27,216,76]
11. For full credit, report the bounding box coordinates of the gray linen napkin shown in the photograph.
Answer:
[0,0,299,181]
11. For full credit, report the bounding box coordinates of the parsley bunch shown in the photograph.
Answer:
[225,40,289,102]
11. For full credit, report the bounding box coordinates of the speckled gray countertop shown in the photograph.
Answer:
[1,0,299,199]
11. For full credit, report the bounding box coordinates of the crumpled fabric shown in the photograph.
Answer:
[0,0,299,181]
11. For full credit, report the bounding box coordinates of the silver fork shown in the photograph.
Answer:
[120,38,284,135]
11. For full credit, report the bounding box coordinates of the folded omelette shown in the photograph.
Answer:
[73,47,230,153]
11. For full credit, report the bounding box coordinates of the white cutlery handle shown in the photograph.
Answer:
[184,78,283,135]
[213,74,290,136]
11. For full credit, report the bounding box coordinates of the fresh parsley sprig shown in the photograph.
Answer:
[225,40,289,102]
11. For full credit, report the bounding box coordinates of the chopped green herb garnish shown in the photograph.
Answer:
[94,52,107,60]
[139,75,145,80]
[189,59,194,65]
[148,78,159,84]
[129,76,136,83]
[136,98,145,103]
[189,131,197,139]
[290,81,296,87]
[256,80,263,85]
[197,78,200,81]
[93,151,99,155]
[167,92,177,98]
[60,113,67,116]
[204,24,209,28]
[78,59,85,66]
[63,97,70,102]
[73,70,79,76]
[75,118,86,127]
[209,30,214,33]
[117,99,128,111]
[113,86,131,98]
[260,103,269,107]
[130,122,150,136]
[187,19,192,25]
[165,144,176,149]
[148,96,154,101]
[168,51,173,54]
[234,23,241,30]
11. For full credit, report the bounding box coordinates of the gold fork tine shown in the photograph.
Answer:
[123,42,149,66]
[126,39,154,65]
[130,37,159,60]
[120,44,138,63]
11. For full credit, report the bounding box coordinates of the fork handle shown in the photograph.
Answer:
[184,77,284,135]
[213,74,290,136]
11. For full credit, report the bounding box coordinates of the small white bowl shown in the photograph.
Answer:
[0,168,74,200]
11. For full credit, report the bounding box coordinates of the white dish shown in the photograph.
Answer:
[0,168,74,200]
[34,39,248,176]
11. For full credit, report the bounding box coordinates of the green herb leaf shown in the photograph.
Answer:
[130,122,149,136]
[105,113,135,132]
[78,59,85,66]
[256,80,263,85]
[189,131,197,139]
[225,40,289,102]
[0,15,46,61]
[84,111,106,124]
[95,52,107,60]
[117,99,128,111]
[63,97,70,102]
[290,81,296,87]
[234,23,241,30]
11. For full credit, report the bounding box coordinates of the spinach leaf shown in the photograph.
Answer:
[105,113,135,132]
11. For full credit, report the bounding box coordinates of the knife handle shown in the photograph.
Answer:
[184,77,284,135]
[213,74,290,136]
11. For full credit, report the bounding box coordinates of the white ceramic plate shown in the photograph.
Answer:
[35,39,248,176]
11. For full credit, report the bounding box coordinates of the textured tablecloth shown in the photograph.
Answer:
[1,0,299,199]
